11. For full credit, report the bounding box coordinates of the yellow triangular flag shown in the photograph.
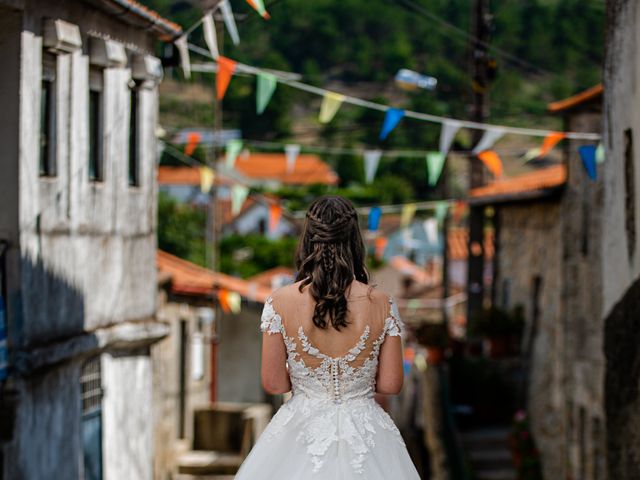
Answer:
[319,92,345,124]
[400,203,417,228]
[200,167,215,193]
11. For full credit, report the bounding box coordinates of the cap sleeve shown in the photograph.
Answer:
[260,297,284,335]
[384,296,405,337]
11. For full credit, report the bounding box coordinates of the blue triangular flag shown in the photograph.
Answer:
[379,108,405,140]
[368,206,382,231]
[578,145,597,181]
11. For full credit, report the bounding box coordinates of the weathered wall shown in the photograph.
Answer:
[494,201,565,479]
[603,1,640,478]
[102,352,154,480]
[218,305,265,403]
[153,294,213,480]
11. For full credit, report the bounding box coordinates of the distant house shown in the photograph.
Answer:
[230,152,339,188]
[0,1,180,479]
[155,250,272,478]
[468,84,603,480]
[158,166,300,239]
[247,266,296,291]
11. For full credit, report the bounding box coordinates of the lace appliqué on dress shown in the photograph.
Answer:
[259,295,406,475]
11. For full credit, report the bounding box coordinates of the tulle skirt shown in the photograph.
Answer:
[235,395,421,480]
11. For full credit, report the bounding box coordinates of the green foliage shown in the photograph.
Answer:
[219,234,298,278]
[157,191,207,267]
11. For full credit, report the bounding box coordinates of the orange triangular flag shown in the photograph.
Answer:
[268,204,282,233]
[216,56,238,100]
[218,289,231,313]
[246,0,270,19]
[374,237,388,260]
[539,132,566,157]
[184,131,201,156]
[477,150,503,178]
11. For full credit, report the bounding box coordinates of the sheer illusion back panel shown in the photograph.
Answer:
[270,282,391,372]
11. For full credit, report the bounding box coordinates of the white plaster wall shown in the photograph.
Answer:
[102,352,154,480]
[602,1,640,317]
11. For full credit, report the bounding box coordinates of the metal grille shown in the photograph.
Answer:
[80,357,103,415]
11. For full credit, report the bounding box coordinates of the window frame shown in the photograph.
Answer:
[88,67,105,182]
[39,51,57,177]
[128,81,140,187]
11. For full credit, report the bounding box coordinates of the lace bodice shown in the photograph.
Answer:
[259,293,407,474]
[261,295,404,403]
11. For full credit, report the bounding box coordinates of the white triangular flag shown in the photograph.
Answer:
[231,184,249,215]
[202,12,219,59]
[472,128,505,154]
[423,218,438,245]
[363,150,382,184]
[174,35,191,79]
[439,120,461,155]
[285,144,300,174]
[219,0,240,46]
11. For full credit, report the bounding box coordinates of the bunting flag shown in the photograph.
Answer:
[225,139,243,168]
[218,289,231,313]
[219,0,240,45]
[199,167,215,194]
[439,120,461,155]
[284,144,300,174]
[184,131,201,156]
[379,108,405,140]
[368,206,382,231]
[202,12,219,59]
[596,142,605,164]
[522,147,542,163]
[227,291,242,314]
[477,150,504,177]
[435,201,449,224]
[268,203,282,233]
[216,56,237,100]
[374,236,388,260]
[426,152,446,187]
[539,131,566,157]
[578,145,597,180]
[472,128,505,154]
[246,0,270,19]
[423,218,439,245]
[319,92,345,123]
[231,184,249,215]
[400,203,417,228]
[256,72,277,114]
[174,35,191,79]
[363,150,382,184]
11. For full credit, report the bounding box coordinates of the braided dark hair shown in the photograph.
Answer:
[295,195,369,330]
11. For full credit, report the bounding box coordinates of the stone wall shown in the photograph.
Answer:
[494,200,565,479]
[603,1,640,477]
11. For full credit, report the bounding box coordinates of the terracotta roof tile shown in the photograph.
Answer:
[547,84,603,113]
[469,164,566,201]
[157,250,271,303]
[102,0,182,38]
[231,153,339,185]
[158,166,234,186]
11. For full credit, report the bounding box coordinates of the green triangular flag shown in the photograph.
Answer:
[435,201,449,224]
[225,139,243,169]
[426,152,446,187]
[256,72,277,114]
[596,142,605,164]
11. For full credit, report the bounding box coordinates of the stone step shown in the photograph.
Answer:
[474,469,517,480]
[468,448,513,466]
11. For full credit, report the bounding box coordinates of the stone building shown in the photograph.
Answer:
[468,84,604,480]
[0,1,180,479]
[602,2,640,477]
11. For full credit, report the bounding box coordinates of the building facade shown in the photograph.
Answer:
[0,1,180,479]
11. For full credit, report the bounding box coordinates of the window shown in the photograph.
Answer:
[89,68,104,181]
[39,52,57,176]
[624,129,636,260]
[81,356,103,480]
[128,85,140,186]
[178,319,188,439]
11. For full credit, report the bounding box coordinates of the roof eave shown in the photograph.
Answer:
[94,0,182,40]
[468,185,565,206]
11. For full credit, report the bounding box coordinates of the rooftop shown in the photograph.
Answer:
[157,250,271,303]
[92,0,183,39]
[158,166,234,186]
[231,153,339,186]
[547,84,603,113]
[469,164,566,205]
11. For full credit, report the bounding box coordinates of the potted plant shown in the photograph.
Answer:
[509,410,543,480]
[468,305,524,357]
[415,323,449,365]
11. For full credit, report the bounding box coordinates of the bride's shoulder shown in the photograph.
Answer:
[270,281,305,303]
[350,281,391,305]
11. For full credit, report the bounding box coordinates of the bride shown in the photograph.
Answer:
[235,195,421,479]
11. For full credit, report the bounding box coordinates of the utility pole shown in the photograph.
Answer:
[466,0,490,322]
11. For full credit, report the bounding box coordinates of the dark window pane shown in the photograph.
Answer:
[128,89,139,186]
[89,89,103,181]
[39,79,56,176]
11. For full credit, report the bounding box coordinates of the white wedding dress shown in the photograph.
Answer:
[235,291,421,479]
